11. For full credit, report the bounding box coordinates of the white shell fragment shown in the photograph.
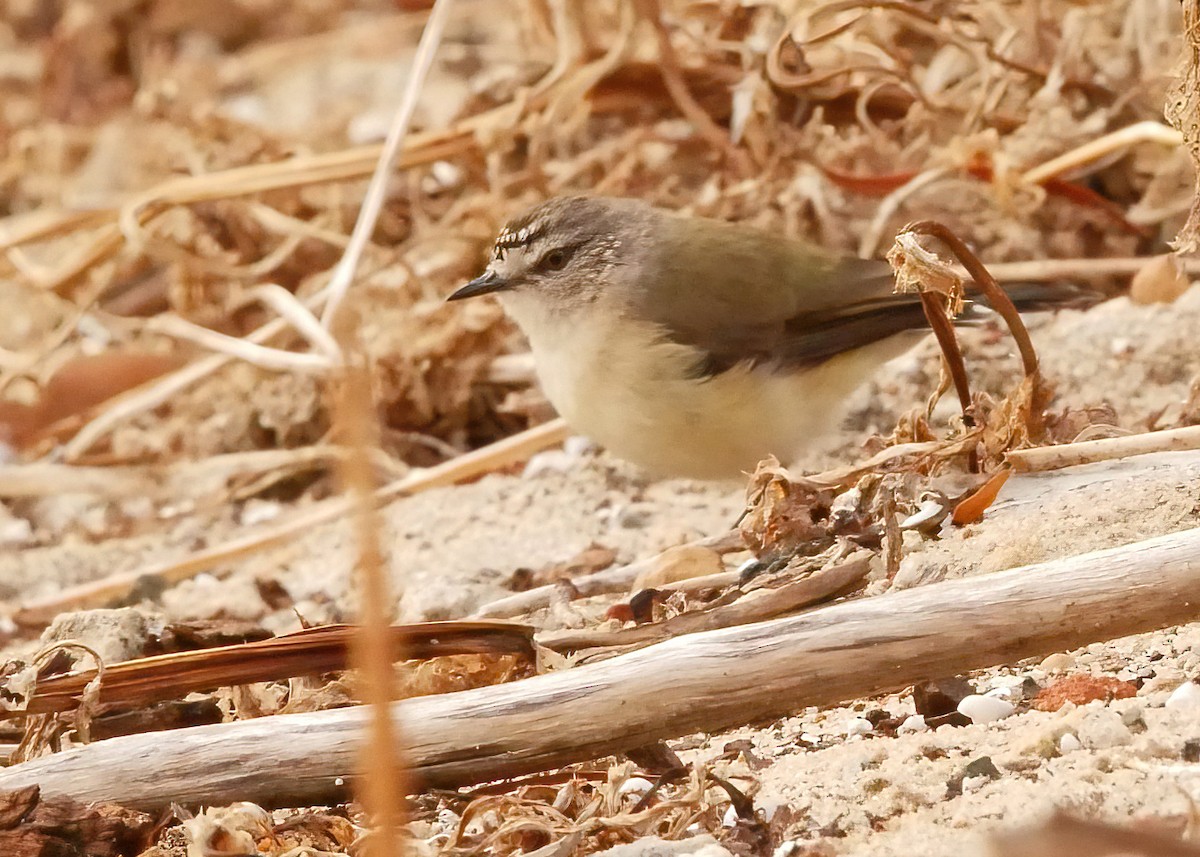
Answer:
[897,714,929,734]
[899,499,946,531]
[957,694,1016,724]
[1058,732,1082,753]
[1166,681,1200,709]
[618,777,655,796]
[845,717,874,737]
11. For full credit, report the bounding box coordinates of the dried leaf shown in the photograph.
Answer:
[1130,254,1192,305]
[951,467,1012,526]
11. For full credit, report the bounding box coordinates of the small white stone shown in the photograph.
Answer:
[346,110,391,144]
[985,685,1017,700]
[436,809,460,831]
[1120,704,1145,727]
[618,777,654,796]
[897,714,929,734]
[238,499,281,527]
[1076,710,1132,749]
[0,514,31,545]
[899,499,945,530]
[845,717,874,737]
[1058,732,1082,753]
[1167,681,1200,709]
[522,450,575,478]
[1040,652,1075,672]
[961,774,990,793]
[564,435,598,458]
[429,160,462,189]
[799,732,821,745]
[722,805,739,827]
[774,842,802,857]
[957,694,1015,724]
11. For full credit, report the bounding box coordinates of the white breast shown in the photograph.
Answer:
[501,292,913,479]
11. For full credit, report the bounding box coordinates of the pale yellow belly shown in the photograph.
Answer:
[521,310,915,479]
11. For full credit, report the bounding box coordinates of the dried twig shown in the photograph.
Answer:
[538,552,871,652]
[472,530,746,620]
[6,621,534,719]
[1007,425,1200,472]
[1020,121,1184,185]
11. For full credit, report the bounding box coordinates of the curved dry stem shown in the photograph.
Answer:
[901,219,1040,378]
[146,316,333,373]
[918,292,973,426]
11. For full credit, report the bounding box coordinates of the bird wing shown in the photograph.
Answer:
[636,214,919,376]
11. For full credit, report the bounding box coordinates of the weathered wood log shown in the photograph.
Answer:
[2,526,1199,811]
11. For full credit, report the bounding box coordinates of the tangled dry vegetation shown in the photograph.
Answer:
[1,0,1199,855]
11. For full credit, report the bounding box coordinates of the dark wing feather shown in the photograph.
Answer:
[634,211,1090,379]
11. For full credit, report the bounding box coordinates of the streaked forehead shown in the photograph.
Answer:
[493,217,548,260]
[490,197,605,261]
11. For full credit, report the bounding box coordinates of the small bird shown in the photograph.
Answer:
[449,196,1074,479]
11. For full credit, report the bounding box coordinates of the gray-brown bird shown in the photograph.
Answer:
[449,196,1076,479]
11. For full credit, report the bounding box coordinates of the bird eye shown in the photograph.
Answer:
[542,248,570,270]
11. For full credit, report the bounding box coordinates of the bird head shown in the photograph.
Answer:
[448,196,654,316]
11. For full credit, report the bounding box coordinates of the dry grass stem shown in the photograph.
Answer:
[147,316,334,373]
[1007,425,1200,472]
[336,365,406,856]
[1020,121,1184,185]
[320,0,455,331]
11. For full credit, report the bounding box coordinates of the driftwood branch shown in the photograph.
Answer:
[2,527,1198,810]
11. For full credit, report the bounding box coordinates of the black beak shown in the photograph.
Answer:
[447,270,510,301]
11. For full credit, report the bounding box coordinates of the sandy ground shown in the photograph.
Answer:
[3,283,1199,854]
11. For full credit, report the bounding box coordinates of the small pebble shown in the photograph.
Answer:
[961,774,990,793]
[564,435,598,458]
[957,694,1016,724]
[845,718,874,737]
[1039,652,1075,672]
[897,715,929,734]
[522,450,575,478]
[722,805,739,827]
[899,499,946,530]
[1167,681,1200,710]
[616,504,654,529]
[829,487,863,523]
[618,777,654,796]
[238,499,281,527]
[774,842,802,857]
[1076,710,1132,749]
[427,160,463,190]
[1058,732,1082,753]
[1120,704,1146,729]
[985,685,1017,700]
